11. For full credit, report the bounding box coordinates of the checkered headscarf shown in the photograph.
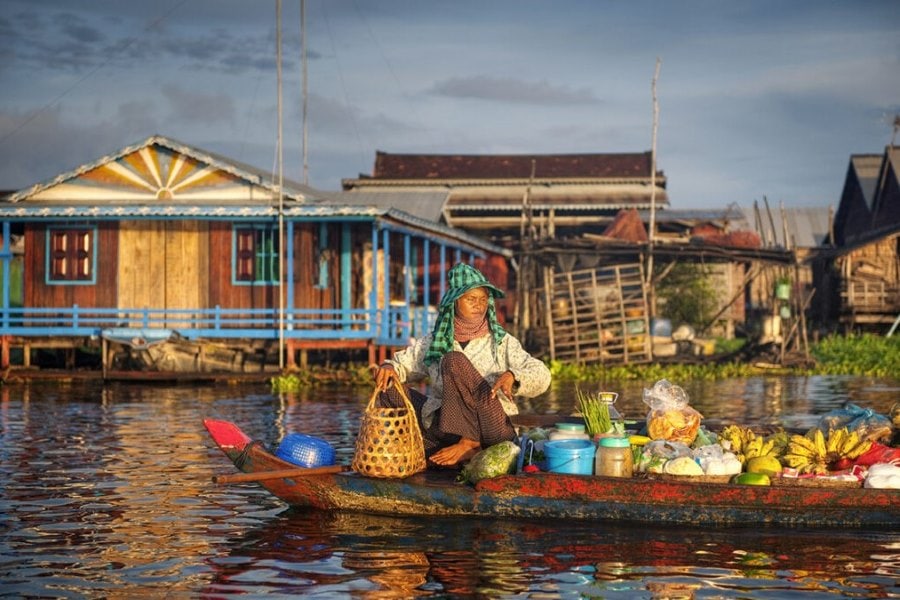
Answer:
[424,263,506,366]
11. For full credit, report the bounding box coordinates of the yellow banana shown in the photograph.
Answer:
[826,428,844,454]
[846,439,873,459]
[751,436,766,459]
[782,453,810,469]
[760,439,775,458]
[840,431,860,456]
[814,429,827,457]
[791,434,817,452]
[722,425,743,453]
[786,442,816,458]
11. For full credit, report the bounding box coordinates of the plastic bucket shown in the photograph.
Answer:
[275,433,336,468]
[650,318,672,338]
[544,439,595,475]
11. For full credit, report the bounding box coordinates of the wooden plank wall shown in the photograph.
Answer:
[24,223,118,310]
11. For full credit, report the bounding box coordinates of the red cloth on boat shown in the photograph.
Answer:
[854,442,900,467]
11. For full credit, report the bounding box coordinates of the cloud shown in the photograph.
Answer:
[0,107,128,190]
[161,85,236,125]
[429,75,599,106]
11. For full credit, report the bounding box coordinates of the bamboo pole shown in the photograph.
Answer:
[213,464,347,484]
[646,58,662,318]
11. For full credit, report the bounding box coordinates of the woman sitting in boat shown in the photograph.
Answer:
[374,262,551,467]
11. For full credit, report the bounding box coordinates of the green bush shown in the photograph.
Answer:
[810,334,900,377]
[654,263,719,331]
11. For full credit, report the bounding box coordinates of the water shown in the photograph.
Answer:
[1,377,898,598]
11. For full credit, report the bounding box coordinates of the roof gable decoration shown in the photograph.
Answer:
[6,135,311,205]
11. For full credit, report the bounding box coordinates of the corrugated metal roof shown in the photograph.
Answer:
[851,154,882,209]
[320,189,449,222]
[739,204,832,248]
[0,202,508,256]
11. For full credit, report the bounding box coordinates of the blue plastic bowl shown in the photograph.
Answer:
[275,433,336,468]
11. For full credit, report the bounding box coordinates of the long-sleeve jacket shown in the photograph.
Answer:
[385,332,551,428]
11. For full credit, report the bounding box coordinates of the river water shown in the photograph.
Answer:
[1,377,898,598]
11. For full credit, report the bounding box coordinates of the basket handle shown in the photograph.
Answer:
[367,380,419,418]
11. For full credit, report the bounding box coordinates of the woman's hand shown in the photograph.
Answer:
[491,370,516,400]
[374,364,397,392]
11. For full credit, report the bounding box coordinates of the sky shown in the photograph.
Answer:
[1,0,898,210]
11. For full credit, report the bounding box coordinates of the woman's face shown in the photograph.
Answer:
[456,287,489,320]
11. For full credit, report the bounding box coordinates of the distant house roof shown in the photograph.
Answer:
[738,205,833,249]
[322,189,449,223]
[342,150,668,237]
[851,154,883,211]
[833,146,899,247]
[6,134,319,204]
[360,151,661,181]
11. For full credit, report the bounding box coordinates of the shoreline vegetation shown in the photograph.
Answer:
[272,334,900,392]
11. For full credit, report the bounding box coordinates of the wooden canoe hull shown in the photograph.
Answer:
[204,419,900,528]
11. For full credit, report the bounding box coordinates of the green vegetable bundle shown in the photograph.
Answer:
[576,387,612,436]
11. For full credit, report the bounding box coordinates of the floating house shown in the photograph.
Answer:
[0,136,509,375]
[345,150,796,363]
[819,145,900,332]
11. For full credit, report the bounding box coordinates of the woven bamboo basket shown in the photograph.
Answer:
[351,382,426,478]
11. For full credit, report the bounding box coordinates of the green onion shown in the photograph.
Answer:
[576,386,611,436]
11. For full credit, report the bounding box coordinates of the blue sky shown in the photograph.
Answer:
[1,0,898,209]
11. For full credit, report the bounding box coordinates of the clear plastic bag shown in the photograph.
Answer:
[642,379,703,445]
[636,439,692,473]
[816,403,893,442]
[460,440,520,484]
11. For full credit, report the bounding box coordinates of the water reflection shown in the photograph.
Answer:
[1,378,898,597]
[200,510,900,598]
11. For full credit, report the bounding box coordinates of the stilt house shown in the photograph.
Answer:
[820,145,900,332]
[0,136,509,374]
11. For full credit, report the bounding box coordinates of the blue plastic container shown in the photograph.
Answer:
[543,439,595,475]
[275,433,336,468]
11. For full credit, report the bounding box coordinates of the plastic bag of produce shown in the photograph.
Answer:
[643,379,703,445]
[692,444,742,476]
[815,403,893,442]
[460,440,520,484]
[636,440,692,473]
[864,463,900,489]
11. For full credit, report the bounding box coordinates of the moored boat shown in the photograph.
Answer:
[204,419,899,529]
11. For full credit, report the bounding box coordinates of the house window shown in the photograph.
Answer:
[47,227,95,284]
[234,226,280,284]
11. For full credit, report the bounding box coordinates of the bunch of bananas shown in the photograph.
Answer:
[766,429,791,456]
[720,425,779,466]
[781,427,872,474]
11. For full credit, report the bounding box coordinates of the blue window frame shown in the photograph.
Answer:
[233,225,280,285]
[46,226,96,285]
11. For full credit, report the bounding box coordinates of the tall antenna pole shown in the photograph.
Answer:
[301,0,309,185]
[646,57,661,313]
[276,0,285,370]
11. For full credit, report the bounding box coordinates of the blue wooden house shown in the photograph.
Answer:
[0,135,510,375]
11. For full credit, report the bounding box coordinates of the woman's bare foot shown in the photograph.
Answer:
[430,438,481,467]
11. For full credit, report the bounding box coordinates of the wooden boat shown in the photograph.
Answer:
[204,419,900,529]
